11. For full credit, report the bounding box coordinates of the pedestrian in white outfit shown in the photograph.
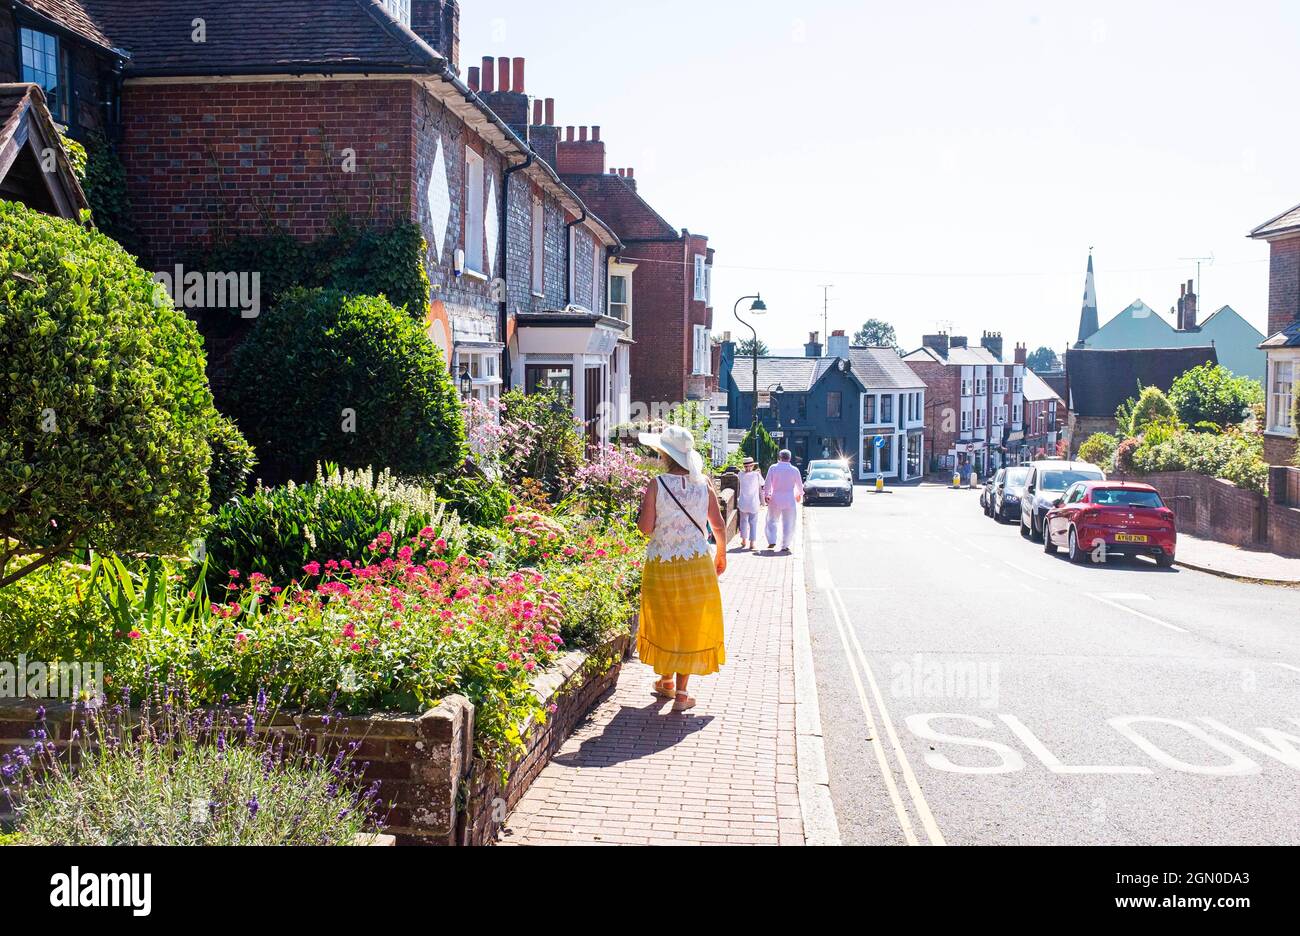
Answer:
[736,457,765,550]
[762,449,804,553]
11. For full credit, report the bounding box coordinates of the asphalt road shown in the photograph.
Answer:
[802,482,1300,845]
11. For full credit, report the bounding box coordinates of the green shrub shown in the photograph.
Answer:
[203,465,470,589]
[735,422,781,471]
[439,473,512,527]
[0,201,219,587]
[1076,433,1118,471]
[207,413,257,508]
[3,690,380,845]
[1130,430,1269,494]
[1114,436,1142,473]
[1128,386,1179,435]
[0,561,122,678]
[228,288,466,482]
[1169,362,1263,430]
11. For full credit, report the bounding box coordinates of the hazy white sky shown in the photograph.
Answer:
[461,0,1299,357]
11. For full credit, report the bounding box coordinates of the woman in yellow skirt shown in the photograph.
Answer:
[636,425,726,712]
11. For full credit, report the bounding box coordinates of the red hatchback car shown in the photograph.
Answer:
[1043,481,1176,567]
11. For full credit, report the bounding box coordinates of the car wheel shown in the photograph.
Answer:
[1043,524,1057,555]
[1030,513,1044,543]
[1068,527,1088,564]
[1156,551,1175,568]
[1020,516,1030,539]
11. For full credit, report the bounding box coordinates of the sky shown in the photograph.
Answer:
[460,0,1300,358]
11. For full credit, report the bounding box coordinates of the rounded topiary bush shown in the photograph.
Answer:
[0,201,219,584]
[207,412,257,508]
[228,288,467,482]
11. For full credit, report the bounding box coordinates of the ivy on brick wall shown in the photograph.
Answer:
[60,131,141,255]
[192,219,431,316]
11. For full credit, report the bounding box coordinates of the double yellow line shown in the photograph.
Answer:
[818,562,947,846]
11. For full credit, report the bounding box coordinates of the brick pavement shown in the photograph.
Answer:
[499,542,804,846]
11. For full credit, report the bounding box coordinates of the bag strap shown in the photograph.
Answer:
[658,476,708,540]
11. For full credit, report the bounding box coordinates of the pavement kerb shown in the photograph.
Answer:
[792,510,842,846]
[1174,558,1300,588]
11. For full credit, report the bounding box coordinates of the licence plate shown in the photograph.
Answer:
[818,490,835,497]
[1115,534,1148,543]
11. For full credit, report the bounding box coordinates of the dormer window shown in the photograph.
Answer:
[19,27,69,124]
[382,0,412,26]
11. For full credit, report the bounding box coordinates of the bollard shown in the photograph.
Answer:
[952,472,961,488]
[875,475,884,493]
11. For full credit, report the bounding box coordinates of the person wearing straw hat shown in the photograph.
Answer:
[736,456,764,550]
[635,424,727,712]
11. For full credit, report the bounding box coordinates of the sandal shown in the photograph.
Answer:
[672,691,696,712]
[651,678,676,700]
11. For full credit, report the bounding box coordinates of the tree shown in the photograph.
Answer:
[0,201,221,586]
[1122,386,1179,436]
[737,337,769,357]
[1025,346,1060,373]
[738,423,780,471]
[853,318,897,348]
[1077,432,1118,470]
[1168,362,1264,431]
[229,288,467,483]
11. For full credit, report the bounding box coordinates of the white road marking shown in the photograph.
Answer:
[1087,592,1188,633]
[1276,662,1300,675]
[1002,560,1049,582]
[1100,592,1153,602]
[831,586,947,846]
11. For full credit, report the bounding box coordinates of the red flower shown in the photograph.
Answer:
[127,630,142,640]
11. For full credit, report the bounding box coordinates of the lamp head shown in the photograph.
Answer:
[750,296,767,314]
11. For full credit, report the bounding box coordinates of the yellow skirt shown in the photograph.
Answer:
[638,552,725,676]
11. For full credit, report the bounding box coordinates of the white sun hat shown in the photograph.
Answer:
[638,424,705,483]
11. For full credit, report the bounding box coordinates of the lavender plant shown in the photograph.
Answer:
[1,682,382,846]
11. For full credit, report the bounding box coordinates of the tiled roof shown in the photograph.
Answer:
[1249,201,1300,240]
[1022,369,1062,404]
[1261,320,1300,349]
[731,357,822,393]
[1065,346,1218,418]
[902,344,1006,366]
[846,347,927,390]
[15,0,115,51]
[563,173,680,242]
[79,0,443,76]
[0,83,90,216]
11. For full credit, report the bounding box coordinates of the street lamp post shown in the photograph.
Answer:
[733,294,768,462]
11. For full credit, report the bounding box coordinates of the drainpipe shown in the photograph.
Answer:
[564,208,587,306]
[501,151,534,393]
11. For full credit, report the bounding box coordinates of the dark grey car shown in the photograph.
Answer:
[993,466,1031,523]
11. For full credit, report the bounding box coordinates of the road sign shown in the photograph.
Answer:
[873,435,885,449]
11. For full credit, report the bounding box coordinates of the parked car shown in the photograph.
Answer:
[805,467,854,505]
[1020,459,1105,542]
[1043,481,1176,566]
[981,469,1005,516]
[993,466,1031,523]
[807,458,852,479]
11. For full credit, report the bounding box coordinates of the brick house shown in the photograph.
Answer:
[903,332,1027,477]
[538,120,717,411]
[721,331,927,481]
[1021,365,1064,460]
[59,0,630,431]
[1247,203,1300,467]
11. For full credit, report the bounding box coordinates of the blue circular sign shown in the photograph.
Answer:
[873,435,885,449]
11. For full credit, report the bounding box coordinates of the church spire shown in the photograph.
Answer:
[1077,251,1099,345]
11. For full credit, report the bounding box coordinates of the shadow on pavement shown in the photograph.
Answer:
[550,701,715,768]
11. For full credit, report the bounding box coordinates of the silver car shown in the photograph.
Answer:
[1020,459,1105,542]
[805,467,854,505]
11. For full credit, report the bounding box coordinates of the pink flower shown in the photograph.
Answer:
[350,642,362,652]
[228,569,240,579]
[127,630,142,640]
[341,623,356,638]
[495,662,508,671]
[303,561,321,576]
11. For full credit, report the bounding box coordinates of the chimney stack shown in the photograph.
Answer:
[805,331,823,358]
[1014,342,1027,365]
[922,333,950,357]
[555,124,606,175]
[827,329,850,360]
[979,330,1003,361]
[1184,278,1197,330]
[478,55,530,138]
[411,1,460,71]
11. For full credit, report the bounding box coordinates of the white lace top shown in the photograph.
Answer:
[647,475,711,562]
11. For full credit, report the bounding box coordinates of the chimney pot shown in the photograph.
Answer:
[626,167,634,178]
[579,126,588,142]
[532,99,543,125]
[592,126,601,142]
[481,56,494,93]
[544,98,555,125]
[512,57,525,93]
[497,57,511,93]
[565,126,574,141]
[468,66,480,92]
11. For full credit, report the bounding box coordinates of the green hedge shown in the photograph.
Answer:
[228,288,466,482]
[1131,430,1269,495]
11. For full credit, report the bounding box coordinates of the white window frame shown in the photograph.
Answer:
[1013,375,1023,393]
[608,271,631,330]
[961,378,972,397]
[1269,357,1296,433]
[530,195,544,295]
[693,255,707,302]
[704,264,713,308]
[975,377,987,396]
[960,409,972,431]
[975,407,986,429]
[382,0,411,25]
[464,148,485,276]
[1013,402,1022,425]
[692,324,712,376]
